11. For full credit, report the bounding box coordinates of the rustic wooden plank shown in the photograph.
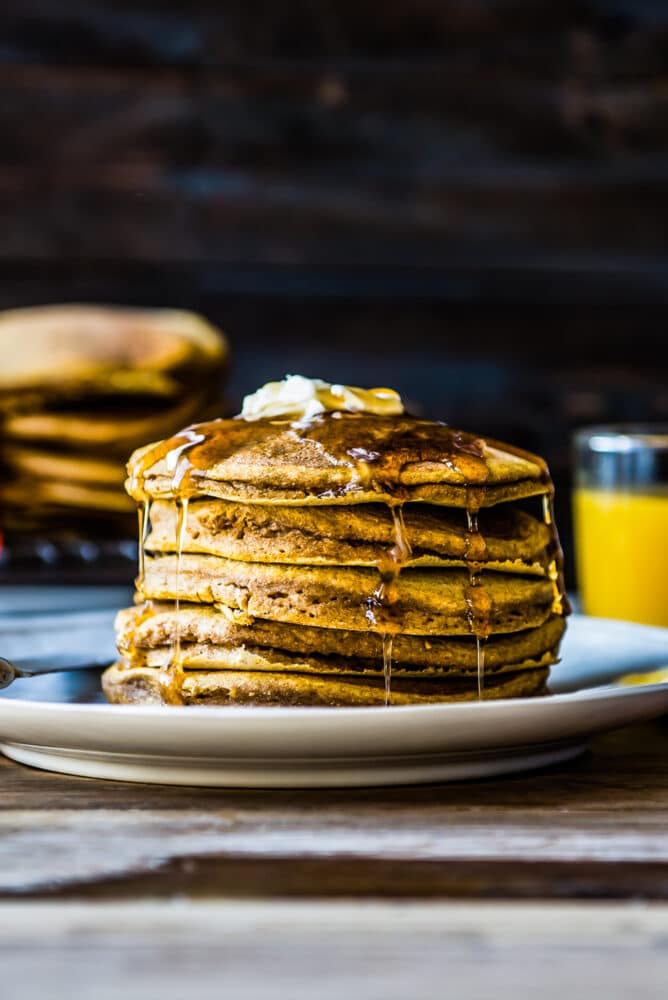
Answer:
[1,160,666,266]
[1,0,667,69]
[2,63,667,165]
[2,900,668,1000]
[2,721,668,899]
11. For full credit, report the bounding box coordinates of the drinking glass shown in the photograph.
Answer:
[572,425,668,626]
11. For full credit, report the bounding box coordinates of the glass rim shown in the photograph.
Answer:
[574,423,668,452]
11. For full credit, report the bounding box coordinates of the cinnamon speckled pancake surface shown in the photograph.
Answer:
[145,498,552,573]
[126,412,549,507]
[140,553,558,635]
[116,604,565,675]
[102,661,549,707]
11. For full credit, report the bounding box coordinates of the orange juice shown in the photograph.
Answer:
[573,487,668,626]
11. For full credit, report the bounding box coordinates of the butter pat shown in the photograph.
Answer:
[240,375,404,422]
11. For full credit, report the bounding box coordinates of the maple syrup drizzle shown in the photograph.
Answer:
[126,412,567,706]
[463,495,491,698]
[382,634,394,704]
[381,503,413,704]
[542,492,568,616]
[134,430,206,704]
[121,498,157,670]
[137,498,152,590]
[172,496,189,662]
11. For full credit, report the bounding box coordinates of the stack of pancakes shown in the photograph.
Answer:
[104,382,568,706]
[0,304,228,542]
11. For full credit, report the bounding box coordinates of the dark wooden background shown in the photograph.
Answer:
[2,0,668,584]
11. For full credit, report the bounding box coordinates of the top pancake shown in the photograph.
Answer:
[127,412,550,507]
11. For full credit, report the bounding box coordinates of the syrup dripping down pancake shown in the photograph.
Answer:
[116,602,566,676]
[126,413,550,508]
[140,553,558,636]
[102,661,550,706]
[144,497,553,573]
[105,382,568,707]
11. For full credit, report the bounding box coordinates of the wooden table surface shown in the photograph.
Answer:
[3,716,668,997]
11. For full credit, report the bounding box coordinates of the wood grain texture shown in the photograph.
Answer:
[1,0,668,579]
[2,718,668,900]
[0,2,667,278]
[2,900,668,1000]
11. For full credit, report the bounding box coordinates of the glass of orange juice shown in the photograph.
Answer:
[573,425,668,626]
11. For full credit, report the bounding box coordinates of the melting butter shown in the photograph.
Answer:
[240,375,404,423]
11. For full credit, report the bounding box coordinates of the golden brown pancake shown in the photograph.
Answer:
[4,391,210,452]
[145,498,552,573]
[102,661,549,706]
[1,477,135,514]
[4,444,125,487]
[141,553,557,635]
[116,603,565,676]
[126,412,550,508]
[106,385,567,707]
[118,603,565,670]
[0,303,227,400]
[1,303,229,538]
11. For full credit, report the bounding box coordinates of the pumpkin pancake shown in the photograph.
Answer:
[106,378,568,707]
[4,390,209,452]
[116,603,566,675]
[101,661,549,706]
[4,444,125,487]
[145,498,552,573]
[1,477,135,514]
[126,411,550,508]
[141,554,557,635]
[0,303,227,400]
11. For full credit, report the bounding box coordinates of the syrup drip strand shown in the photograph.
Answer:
[464,505,490,698]
[542,493,568,616]
[475,637,485,699]
[365,501,413,706]
[172,496,189,669]
[137,498,152,591]
[382,634,394,705]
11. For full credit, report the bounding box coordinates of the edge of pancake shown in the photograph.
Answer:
[144,498,552,573]
[102,662,549,706]
[130,474,547,508]
[140,554,558,636]
[117,603,566,673]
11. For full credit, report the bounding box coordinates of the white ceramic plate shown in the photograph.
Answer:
[1,612,667,787]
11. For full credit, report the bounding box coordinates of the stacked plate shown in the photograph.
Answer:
[0,304,228,548]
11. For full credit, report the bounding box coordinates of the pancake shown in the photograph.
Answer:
[101,661,549,706]
[0,303,227,399]
[4,391,209,452]
[1,303,229,542]
[106,377,568,708]
[144,498,552,573]
[126,412,550,508]
[141,554,557,635]
[1,477,135,514]
[116,603,566,675]
[4,444,125,487]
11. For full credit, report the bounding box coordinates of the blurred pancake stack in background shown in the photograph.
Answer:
[0,304,228,566]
